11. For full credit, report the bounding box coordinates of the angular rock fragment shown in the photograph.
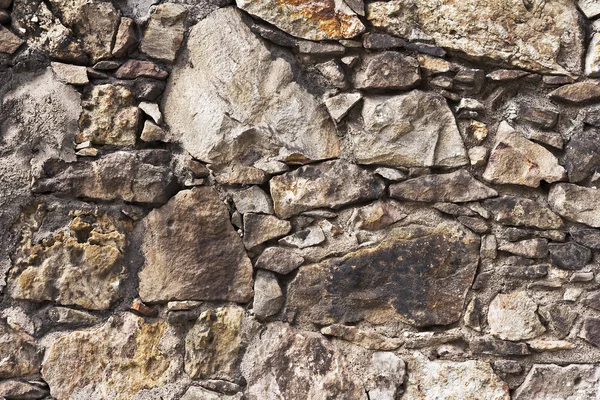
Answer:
[404,352,510,400]
[138,187,253,303]
[185,306,244,382]
[367,0,582,75]
[580,0,600,19]
[549,82,600,104]
[389,170,497,203]
[114,59,169,79]
[253,270,284,320]
[519,106,558,129]
[286,220,479,327]
[484,196,562,229]
[215,165,268,185]
[0,26,23,54]
[270,160,384,219]
[316,60,347,89]
[564,130,600,182]
[77,84,140,146]
[320,324,403,350]
[236,0,365,41]
[254,247,304,275]
[498,239,548,259]
[243,214,291,249]
[279,225,325,249]
[0,380,48,399]
[232,186,273,214]
[353,91,468,168]
[9,204,128,310]
[33,150,176,204]
[140,3,187,62]
[570,227,600,249]
[364,352,405,400]
[162,8,340,167]
[483,122,565,187]
[514,364,600,399]
[140,120,165,142]
[324,92,362,123]
[352,200,406,231]
[51,62,89,86]
[471,339,530,356]
[42,313,179,400]
[549,183,600,227]
[354,52,420,90]
[580,317,600,347]
[0,320,41,378]
[488,292,546,341]
[549,242,592,270]
[112,17,137,58]
[241,323,365,399]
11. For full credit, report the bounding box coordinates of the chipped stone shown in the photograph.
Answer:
[254,247,304,275]
[549,183,600,227]
[354,52,420,90]
[253,270,284,320]
[488,291,545,341]
[140,3,187,62]
[324,92,362,123]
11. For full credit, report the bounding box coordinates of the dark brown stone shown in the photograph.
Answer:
[470,339,530,356]
[548,242,592,270]
[286,221,480,327]
[580,317,600,347]
[564,130,600,182]
[519,105,559,129]
[549,82,600,104]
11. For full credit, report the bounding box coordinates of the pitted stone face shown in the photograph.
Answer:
[286,221,480,327]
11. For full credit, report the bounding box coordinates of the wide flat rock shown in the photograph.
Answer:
[138,187,253,303]
[353,91,468,168]
[367,0,583,75]
[514,364,600,399]
[549,183,600,227]
[286,220,480,327]
[484,196,563,229]
[162,7,340,167]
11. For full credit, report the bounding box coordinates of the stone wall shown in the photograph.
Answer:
[1,0,600,398]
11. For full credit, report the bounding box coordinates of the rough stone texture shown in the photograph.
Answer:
[367,0,582,75]
[162,8,341,167]
[0,26,24,54]
[484,196,563,229]
[488,292,546,341]
[254,247,304,274]
[483,122,565,187]
[564,130,600,182]
[389,170,497,203]
[0,320,41,378]
[286,220,480,327]
[138,187,254,303]
[243,213,291,249]
[42,313,179,400]
[321,324,403,350]
[354,52,420,90]
[514,364,600,399]
[353,91,468,168]
[253,270,284,320]
[549,82,600,104]
[403,352,510,400]
[270,160,385,219]
[549,183,600,227]
[77,84,140,146]
[236,0,365,41]
[139,3,187,62]
[112,17,137,58]
[549,242,592,270]
[241,323,366,399]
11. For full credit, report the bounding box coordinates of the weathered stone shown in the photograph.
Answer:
[296,40,346,55]
[181,387,243,400]
[140,3,187,62]
[483,121,565,187]
[484,196,562,229]
[493,360,522,375]
[253,270,284,320]
[363,32,405,49]
[580,0,600,19]
[271,160,384,219]
[279,225,325,249]
[549,81,600,104]
[363,352,404,400]
[33,150,176,204]
[564,287,584,302]
[471,339,530,356]
[114,59,169,79]
[464,297,483,331]
[47,307,100,326]
[457,216,488,233]
[315,60,347,89]
[0,26,24,54]
[48,0,120,63]
[0,380,48,399]
[232,186,273,214]
[514,364,600,399]
[140,120,165,142]
[0,320,41,379]
[367,0,582,75]
[498,239,548,259]
[10,205,128,310]
[374,167,407,181]
[42,313,179,400]
[324,92,362,123]
[487,69,529,81]
[138,187,253,303]
[77,84,140,146]
[354,52,420,90]
[501,264,548,279]
[352,200,406,231]
[519,106,558,129]
[580,317,600,347]
[50,62,88,85]
[321,324,403,350]
[433,203,476,217]
[403,330,463,349]
[549,183,600,227]
[243,213,291,249]
[138,101,162,124]
[286,220,479,327]
[390,170,497,203]
[185,306,244,382]
[404,352,509,400]
[468,146,488,167]
[163,8,340,167]
[549,242,592,270]
[254,247,304,275]
[353,91,468,168]
[241,323,366,399]
[112,17,137,58]
[488,291,546,341]
[570,227,600,249]
[236,0,364,41]
[564,130,600,182]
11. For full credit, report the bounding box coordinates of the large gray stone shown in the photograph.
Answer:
[514,364,600,399]
[488,292,546,341]
[564,130,600,182]
[0,320,41,379]
[484,196,563,229]
[139,3,187,62]
[138,187,254,303]
[270,160,385,219]
[353,91,468,168]
[286,220,480,327]
[367,0,583,75]
[354,52,420,90]
[549,183,600,227]
[162,7,340,167]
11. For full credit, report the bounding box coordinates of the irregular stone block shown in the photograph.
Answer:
[354,52,420,90]
[0,26,24,54]
[549,81,600,104]
[243,213,291,249]
[162,8,340,167]
[484,196,562,229]
[514,364,600,399]
[112,17,137,58]
[270,160,385,219]
[253,270,284,320]
[286,221,480,327]
[549,183,600,227]
[353,91,468,168]
[488,292,546,341]
[42,313,179,400]
[564,130,600,182]
[140,3,187,62]
[138,187,253,303]
[254,247,304,275]
[321,324,403,350]
[0,321,41,379]
[114,59,169,79]
[549,242,592,270]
